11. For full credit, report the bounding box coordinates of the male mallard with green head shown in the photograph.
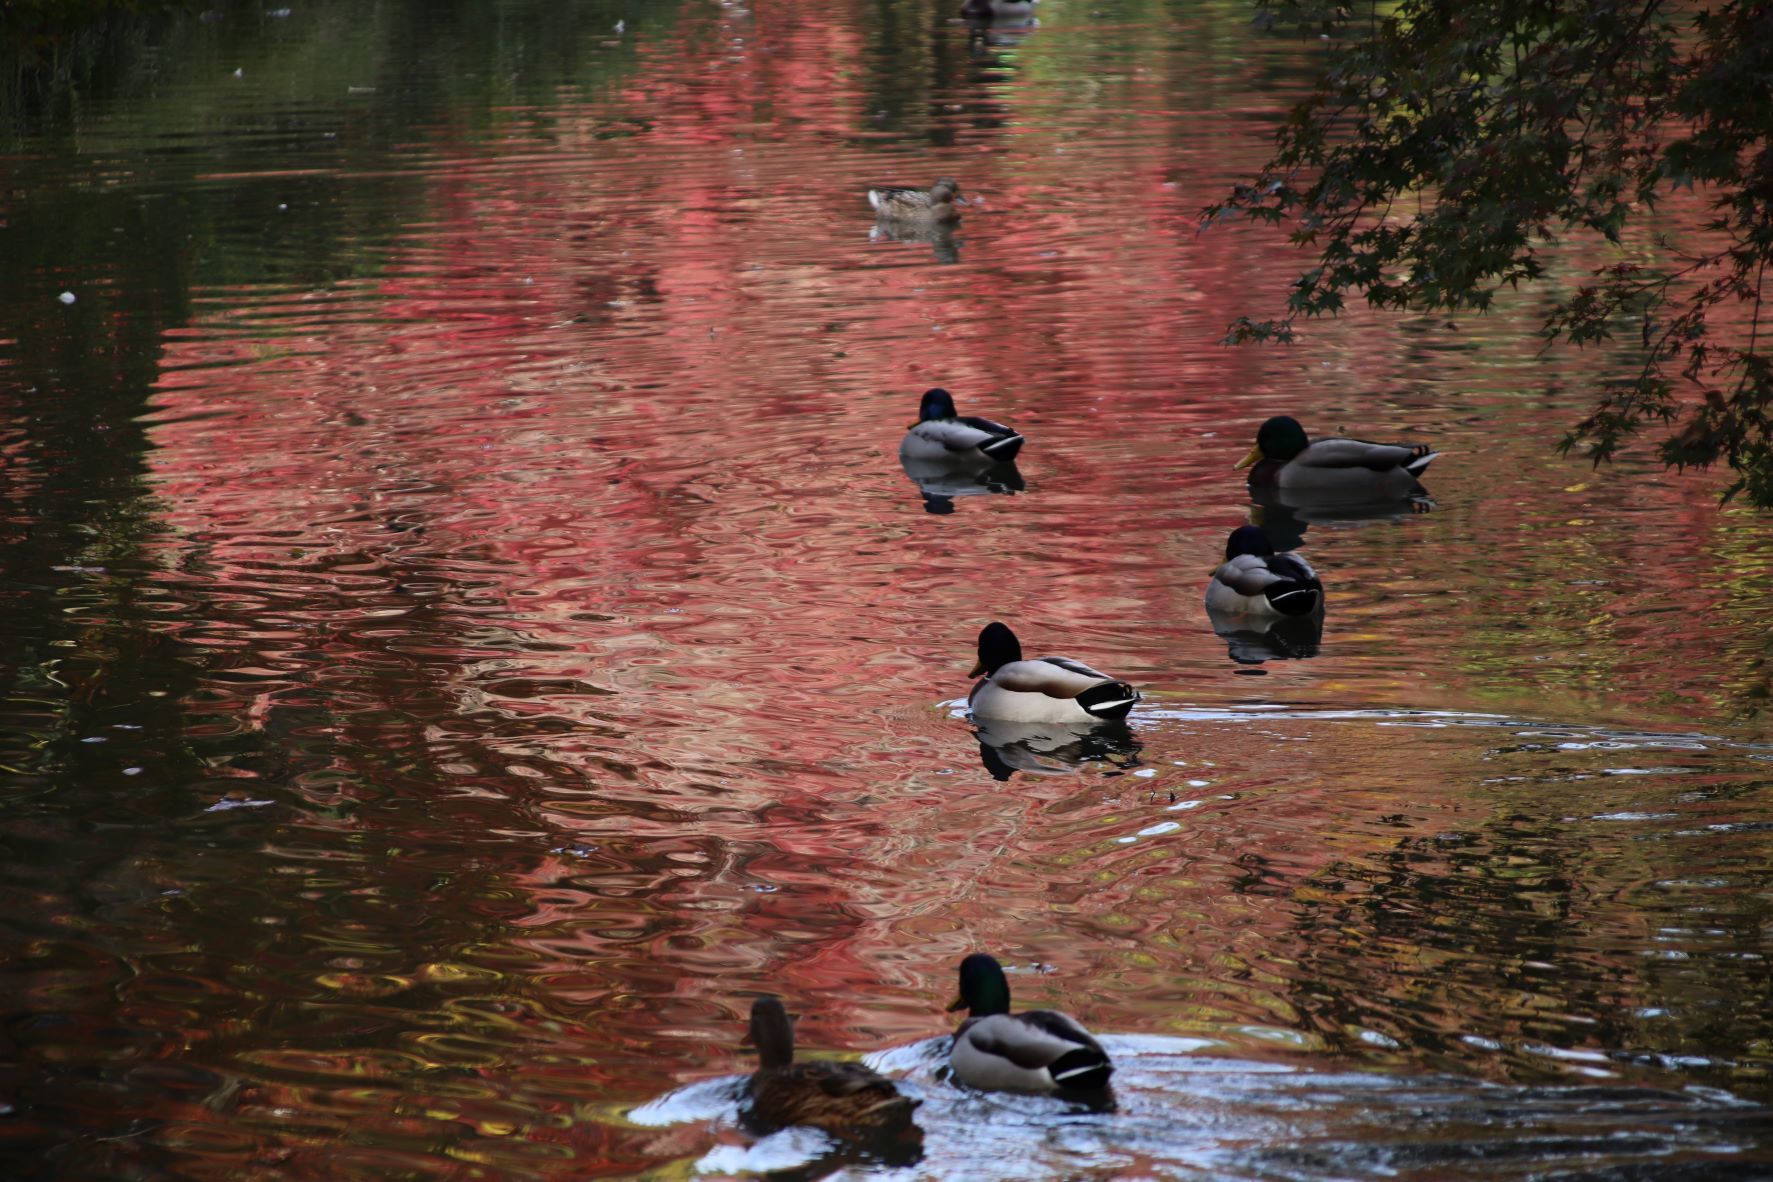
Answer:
[1205,525,1324,618]
[900,387,1024,465]
[946,953,1113,1093]
[869,178,965,224]
[967,622,1139,724]
[742,997,919,1137]
[1236,415,1438,500]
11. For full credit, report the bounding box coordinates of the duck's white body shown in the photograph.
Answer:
[969,656,1136,724]
[900,416,1023,465]
[950,1012,1111,1093]
[1205,551,1323,618]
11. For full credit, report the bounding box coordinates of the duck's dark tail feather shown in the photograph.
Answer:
[1263,583,1322,617]
[1077,681,1139,721]
[1049,1048,1113,1091]
[980,433,1025,462]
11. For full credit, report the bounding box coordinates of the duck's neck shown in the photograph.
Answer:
[750,1007,796,1070]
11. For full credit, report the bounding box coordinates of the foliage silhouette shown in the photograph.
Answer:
[1209,0,1773,505]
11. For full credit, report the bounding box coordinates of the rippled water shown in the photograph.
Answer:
[4,0,1772,1178]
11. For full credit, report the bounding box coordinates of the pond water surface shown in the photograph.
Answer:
[3,1,1772,1179]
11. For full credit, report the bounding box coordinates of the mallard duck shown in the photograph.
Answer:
[1236,415,1438,500]
[961,0,1037,19]
[1205,525,1324,618]
[900,388,1024,465]
[742,997,919,1137]
[968,622,1139,724]
[869,179,965,224]
[946,953,1112,1093]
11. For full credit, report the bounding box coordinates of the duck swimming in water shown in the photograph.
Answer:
[967,622,1139,724]
[900,387,1024,465]
[946,953,1113,1094]
[869,178,966,224]
[742,997,919,1137]
[1236,415,1438,501]
[1205,525,1324,618]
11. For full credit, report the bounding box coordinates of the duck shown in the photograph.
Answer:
[742,997,919,1137]
[900,388,1024,465]
[869,178,965,224]
[961,0,1037,19]
[1205,525,1324,618]
[946,953,1113,1093]
[967,622,1139,724]
[1236,415,1438,501]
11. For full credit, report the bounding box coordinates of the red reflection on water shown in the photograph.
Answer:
[42,1,1773,1177]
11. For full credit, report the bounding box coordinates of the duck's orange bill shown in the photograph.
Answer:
[1234,444,1264,470]
[946,995,967,1013]
[968,660,986,677]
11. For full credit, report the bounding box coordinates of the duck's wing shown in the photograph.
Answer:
[986,657,1111,698]
[805,1062,908,1101]
[989,658,1137,719]
[1265,552,1319,584]
[1297,437,1434,472]
[955,414,1017,439]
[909,418,1007,453]
[1213,554,1288,597]
[1038,655,1116,681]
[964,1011,1111,1089]
[751,1064,917,1131]
[958,417,1023,460]
[869,186,930,211]
[1016,1011,1112,1088]
[962,1013,1088,1068]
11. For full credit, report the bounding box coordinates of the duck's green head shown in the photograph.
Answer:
[745,996,796,1070]
[917,387,959,423]
[1237,415,1309,468]
[1225,524,1276,560]
[948,952,1012,1017]
[970,621,1022,678]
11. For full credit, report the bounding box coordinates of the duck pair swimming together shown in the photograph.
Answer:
[741,953,1111,1138]
[968,547,1317,726]
[904,396,1434,506]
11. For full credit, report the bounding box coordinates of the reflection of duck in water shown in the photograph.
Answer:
[869,217,961,264]
[1237,415,1439,506]
[869,178,965,225]
[946,953,1113,1095]
[1208,608,1324,665]
[901,455,1023,515]
[973,716,1140,781]
[968,622,1139,723]
[1205,525,1323,618]
[742,997,920,1139]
